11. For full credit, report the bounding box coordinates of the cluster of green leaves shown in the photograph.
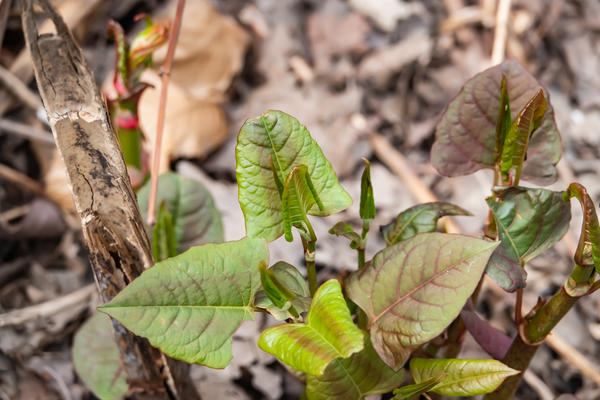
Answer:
[73,60,600,400]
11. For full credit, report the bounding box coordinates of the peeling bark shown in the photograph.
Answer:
[20,1,199,398]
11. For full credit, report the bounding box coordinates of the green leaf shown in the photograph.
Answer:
[486,187,571,291]
[138,172,224,252]
[359,158,376,220]
[258,279,364,375]
[380,202,472,246]
[329,221,361,249]
[432,60,561,185]
[306,335,405,400]
[500,90,547,184]
[563,183,600,270]
[259,262,296,309]
[72,313,128,400]
[236,110,352,242]
[410,358,519,397]
[99,237,268,368]
[345,233,498,369]
[152,202,177,261]
[281,164,322,241]
[255,261,311,321]
[494,74,512,164]
[392,375,445,400]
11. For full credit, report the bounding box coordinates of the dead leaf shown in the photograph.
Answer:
[152,0,250,102]
[307,11,370,74]
[138,70,228,173]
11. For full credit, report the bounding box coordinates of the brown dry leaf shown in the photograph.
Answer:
[307,11,370,75]
[138,70,228,173]
[152,0,250,102]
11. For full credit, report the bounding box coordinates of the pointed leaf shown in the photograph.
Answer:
[410,358,519,397]
[306,335,405,400]
[345,233,498,369]
[360,158,376,220]
[461,304,511,360]
[138,172,224,252]
[152,202,177,261]
[392,375,445,400]
[329,221,362,249]
[258,280,364,375]
[99,238,268,368]
[259,262,296,309]
[381,202,472,246]
[255,261,311,320]
[563,183,600,270]
[281,164,322,241]
[500,90,547,183]
[486,187,571,291]
[494,74,512,163]
[236,110,352,242]
[432,60,561,185]
[72,313,128,400]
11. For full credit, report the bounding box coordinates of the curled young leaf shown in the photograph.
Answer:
[99,238,268,368]
[380,202,471,246]
[563,183,600,270]
[500,89,547,184]
[359,158,376,220]
[329,221,362,249]
[73,313,128,400]
[392,375,445,400]
[258,280,364,375]
[255,261,310,320]
[138,172,224,252]
[152,202,177,261]
[461,304,511,360]
[494,74,512,164]
[236,110,352,242]
[281,164,323,241]
[306,335,405,400]
[345,233,498,369]
[432,60,561,185]
[486,187,571,291]
[410,358,519,397]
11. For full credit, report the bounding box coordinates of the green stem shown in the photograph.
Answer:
[484,285,583,399]
[357,219,370,269]
[304,239,317,296]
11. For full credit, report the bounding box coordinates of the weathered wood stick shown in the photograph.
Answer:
[20,0,199,398]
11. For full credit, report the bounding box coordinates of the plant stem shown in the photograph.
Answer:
[147,0,185,225]
[358,219,370,269]
[484,286,580,399]
[305,239,317,296]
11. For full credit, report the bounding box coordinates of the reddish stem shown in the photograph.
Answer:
[147,0,185,225]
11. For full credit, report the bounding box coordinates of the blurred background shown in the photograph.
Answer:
[0,0,599,398]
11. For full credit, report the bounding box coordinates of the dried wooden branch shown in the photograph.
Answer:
[20,1,199,398]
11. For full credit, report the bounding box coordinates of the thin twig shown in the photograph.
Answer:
[491,0,512,65]
[0,118,54,144]
[0,284,95,327]
[371,133,461,234]
[0,163,45,195]
[545,333,600,386]
[522,370,554,400]
[0,63,43,111]
[147,0,186,225]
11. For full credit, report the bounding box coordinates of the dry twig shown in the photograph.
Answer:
[0,163,45,195]
[0,284,95,328]
[147,0,186,225]
[0,64,43,111]
[0,118,54,144]
[491,0,512,65]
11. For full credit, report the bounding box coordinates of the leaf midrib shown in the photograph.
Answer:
[371,244,494,323]
[431,369,515,392]
[260,115,285,181]
[100,304,251,310]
